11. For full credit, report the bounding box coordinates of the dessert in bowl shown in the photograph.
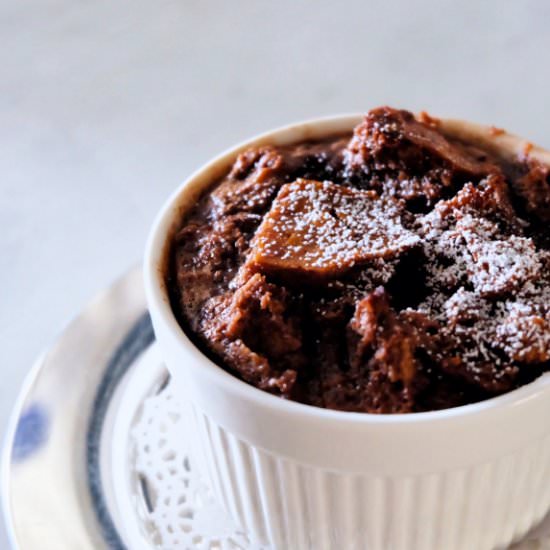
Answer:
[145,108,550,549]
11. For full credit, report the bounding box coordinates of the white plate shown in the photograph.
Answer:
[2,268,549,549]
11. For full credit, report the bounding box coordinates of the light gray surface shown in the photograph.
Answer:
[1,0,550,546]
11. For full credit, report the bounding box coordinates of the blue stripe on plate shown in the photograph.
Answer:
[86,312,155,550]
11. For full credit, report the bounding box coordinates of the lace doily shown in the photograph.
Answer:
[130,375,264,549]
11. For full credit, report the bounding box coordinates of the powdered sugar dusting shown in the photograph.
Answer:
[248,175,550,377]
[496,282,550,363]
[248,179,419,277]
[416,181,550,377]
[421,205,542,296]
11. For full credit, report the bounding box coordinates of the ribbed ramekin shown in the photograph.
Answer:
[144,115,550,550]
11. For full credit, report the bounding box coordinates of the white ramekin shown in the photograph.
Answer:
[144,115,550,550]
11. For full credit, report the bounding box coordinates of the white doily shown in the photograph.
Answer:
[130,375,264,550]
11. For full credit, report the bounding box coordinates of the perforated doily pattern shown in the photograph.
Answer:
[130,376,263,549]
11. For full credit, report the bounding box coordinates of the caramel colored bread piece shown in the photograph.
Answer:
[247,179,418,281]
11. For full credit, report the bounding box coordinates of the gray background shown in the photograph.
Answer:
[2,0,550,546]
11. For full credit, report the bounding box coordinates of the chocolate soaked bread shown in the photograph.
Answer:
[167,107,550,413]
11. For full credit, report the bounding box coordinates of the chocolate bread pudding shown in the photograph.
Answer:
[167,107,550,413]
